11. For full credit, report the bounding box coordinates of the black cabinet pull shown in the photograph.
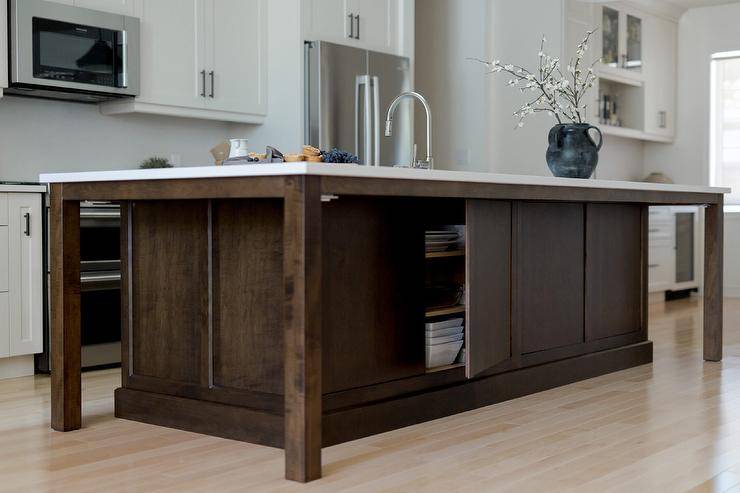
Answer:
[355,14,360,39]
[24,212,30,237]
[200,70,206,97]
[347,13,354,38]
[209,71,215,98]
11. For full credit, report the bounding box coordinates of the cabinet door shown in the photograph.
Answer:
[74,0,135,15]
[356,0,393,54]
[466,200,511,378]
[0,293,8,358]
[515,203,584,354]
[0,0,8,91]
[205,0,267,116]
[585,204,642,340]
[643,16,676,138]
[8,194,43,356]
[133,0,206,109]
[305,0,355,45]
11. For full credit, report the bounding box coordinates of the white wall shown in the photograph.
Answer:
[0,0,303,183]
[642,3,740,296]
[416,0,645,179]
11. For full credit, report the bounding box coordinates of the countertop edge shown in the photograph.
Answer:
[39,162,731,196]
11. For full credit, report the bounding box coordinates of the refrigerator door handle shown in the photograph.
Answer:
[372,76,380,167]
[355,75,369,162]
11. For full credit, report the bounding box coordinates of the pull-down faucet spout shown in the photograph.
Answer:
[385,91,433,170]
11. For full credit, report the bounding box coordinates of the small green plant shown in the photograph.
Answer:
[139,156,173,169]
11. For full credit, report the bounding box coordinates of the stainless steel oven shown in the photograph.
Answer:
[8,0,139,102]
[37,201,121,373]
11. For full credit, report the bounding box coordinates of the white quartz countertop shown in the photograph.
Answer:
[39,162,730,195]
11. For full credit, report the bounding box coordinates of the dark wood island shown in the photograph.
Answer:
[42,163,728,482]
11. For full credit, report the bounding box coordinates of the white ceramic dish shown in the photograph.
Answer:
[424,325,464,338]
[426,332,464,345]
[426,340,464,368]
[425,318,464,331]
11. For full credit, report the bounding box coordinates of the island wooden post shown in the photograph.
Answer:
[704,200,724,362]
[283,176,323,482]
[49,184,82,431]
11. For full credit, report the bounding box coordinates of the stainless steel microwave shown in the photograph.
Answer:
[7,0,140,102]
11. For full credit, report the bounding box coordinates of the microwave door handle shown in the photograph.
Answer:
[364,76,372,166]
[119,30,128,88]
[372,76,380,167]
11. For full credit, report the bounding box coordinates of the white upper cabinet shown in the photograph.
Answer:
[643,15,677,139]
[0,0,8,96]
[41,0,134,15]
[304,0,410,57]
[132,0,206,110]
[599,3,644,85]
[73,0,135,15]
[102,0,267,123]
[206,0,267,116]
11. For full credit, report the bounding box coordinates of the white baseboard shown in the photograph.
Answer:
[725,286,740,298]
[0,355,35,380]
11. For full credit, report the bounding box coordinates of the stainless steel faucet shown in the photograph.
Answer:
[385,91,433,170]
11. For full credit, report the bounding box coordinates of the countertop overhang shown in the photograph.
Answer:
[39,162,730,196]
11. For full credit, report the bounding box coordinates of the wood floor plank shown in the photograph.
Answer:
[1,297,739,492]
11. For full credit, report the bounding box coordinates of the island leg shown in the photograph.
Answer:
[50,185,82,431]
[283,176,323,482]
[704,200,724,362]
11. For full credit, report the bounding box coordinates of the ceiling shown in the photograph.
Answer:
[660,0,740,9]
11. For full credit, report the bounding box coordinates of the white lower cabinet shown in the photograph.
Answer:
[0,192,43,362]
[648,206,700,295]
[101,0,268,124]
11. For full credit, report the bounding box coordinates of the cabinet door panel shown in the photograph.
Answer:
[356,0,392,53]
[206,0,267,116]
[585,204,642,341]
[0,293,8,358]
[643,15,676,137]
[74,0,135,15]
[0,227,7,293]
[322,198,425,394]
[466,200,511,378]
[133,0,206,109]
[305,0,353,45]
[8,194,43,356]
[515,203,584,354]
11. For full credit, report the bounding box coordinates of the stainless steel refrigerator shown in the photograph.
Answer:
[304,41,413,166]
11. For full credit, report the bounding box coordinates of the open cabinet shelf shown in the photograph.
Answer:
[425,250,465,259]
[426,363,465,374]
[425,305,466,318]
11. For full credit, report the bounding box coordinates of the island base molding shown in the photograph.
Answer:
[114,340,653,449]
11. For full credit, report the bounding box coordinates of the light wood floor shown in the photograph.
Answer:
[1,297,740,492]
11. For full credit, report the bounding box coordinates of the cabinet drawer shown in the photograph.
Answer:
[0,194,7,226]
[0,292,8,358]
[0,227,6,292]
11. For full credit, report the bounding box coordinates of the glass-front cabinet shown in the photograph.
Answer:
[600,4,643,79]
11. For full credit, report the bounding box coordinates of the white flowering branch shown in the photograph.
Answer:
[470,29,599,128]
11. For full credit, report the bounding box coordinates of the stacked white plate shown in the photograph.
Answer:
[425,230,460,253]
[425,317,464,368]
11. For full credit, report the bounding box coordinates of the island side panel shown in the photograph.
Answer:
[283,176,323,482]
[212,199,284,395]
[50,184,82,432]
[585,204,643,341]
[704,200,724,362]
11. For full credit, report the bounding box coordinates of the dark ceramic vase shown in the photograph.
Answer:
[546,123,603,179]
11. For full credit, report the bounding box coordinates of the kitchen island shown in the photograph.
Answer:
[41,163,729,483]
